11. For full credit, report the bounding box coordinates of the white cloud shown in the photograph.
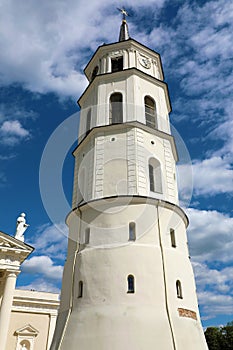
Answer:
[193,262,233,319]
[19,222,67,291]
[198,290,233,320]
[28,222,68,261]
[187,208,233,263]
[186,208,233,320]
[0,0,166,97]
[22,255,63,280]
[193,262,232,294]
[0,103,37,124]
[178,156,233,198]
[1,120,29,137]
[0,120,30,146]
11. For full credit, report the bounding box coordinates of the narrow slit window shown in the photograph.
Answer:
[78,281,83,298]
[127,275,135,294]
[170,229,176,248]
[84,228,90,244]
[111,56,123,72]
[149,164,154,192]
[176,280,183,299]
[110,93,123,124]
[129,222,136,241]
[145,96,157,129]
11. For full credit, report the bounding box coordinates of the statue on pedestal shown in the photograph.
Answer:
[14,213,29,242]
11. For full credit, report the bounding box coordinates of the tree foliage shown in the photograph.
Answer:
[205,322,233,350]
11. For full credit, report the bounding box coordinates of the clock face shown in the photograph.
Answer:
[139,55,151,69]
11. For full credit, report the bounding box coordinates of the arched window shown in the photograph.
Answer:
[84,228,90,244]
[78,281,83,298]
[145,96,157,128]
[149,158,162,193]
[86,109,91,135]
[176,280,183,299]
[170,229,176,248]
[129,222,136,241]
[110,93,123,124]
[127,275,135,293]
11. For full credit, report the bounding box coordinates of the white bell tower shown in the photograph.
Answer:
[51,13,208,350]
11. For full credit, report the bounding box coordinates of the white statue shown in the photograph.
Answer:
[15,213,29,242]
[21,344,27,350]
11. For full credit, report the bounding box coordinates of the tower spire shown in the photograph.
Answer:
[117,7,130,41]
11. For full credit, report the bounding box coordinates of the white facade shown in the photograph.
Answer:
[0,230,60,350]
[51,30,208,350]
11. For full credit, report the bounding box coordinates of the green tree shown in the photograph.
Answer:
[205,327,222,350]
[220,325,233,350]
[205,322,233,350]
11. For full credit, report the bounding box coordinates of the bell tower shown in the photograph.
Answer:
[51,12,208,350]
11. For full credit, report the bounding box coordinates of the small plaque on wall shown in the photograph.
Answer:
[178,308,197,320]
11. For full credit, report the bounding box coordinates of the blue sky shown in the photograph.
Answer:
[0,0,232,328]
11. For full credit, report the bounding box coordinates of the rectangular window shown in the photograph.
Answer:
[111,57,123,72]
[78,281,83,298]
[170,229,176,248]
[129,222,136,241]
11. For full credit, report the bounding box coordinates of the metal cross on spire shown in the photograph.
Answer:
[117,7,130,21]
[117,7,130,41]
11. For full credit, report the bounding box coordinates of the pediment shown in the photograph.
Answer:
[0,231,33,251]
[15,324,39,336]
[0,231,33,262]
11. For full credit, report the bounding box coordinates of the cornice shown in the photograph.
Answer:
[67,195,189,228]
[84,38,164,80]
[73,121,178,162]
[78,67,171,112]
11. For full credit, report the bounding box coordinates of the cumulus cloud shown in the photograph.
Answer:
[194,263,233,320]
[136,0,233,203]
[178,156,233,199]
[22,255,63,280]
[198,290,233,321]
[28,222,68,261]
[193,262,233,294]
[0,0,166,97]
[187,208,233,320]
[19,222,68,291]
[187,208,233,263]
[0,120,30,146]
[1,120,29,137]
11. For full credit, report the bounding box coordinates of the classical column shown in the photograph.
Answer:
[106,55,111,73]
[0,270,19,350]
